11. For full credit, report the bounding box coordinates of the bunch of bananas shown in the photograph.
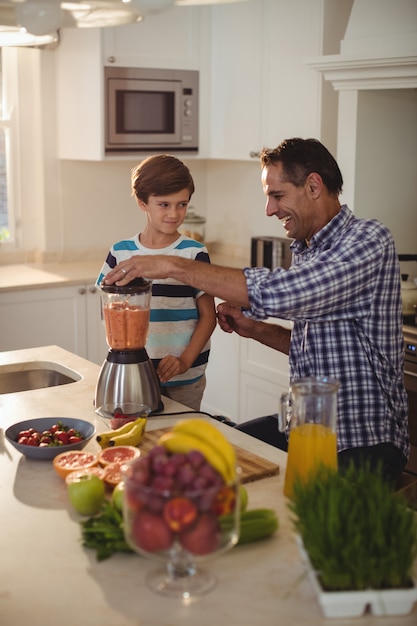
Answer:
[157,418,237,482]
[96,416,147,449]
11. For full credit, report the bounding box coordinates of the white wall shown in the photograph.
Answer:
[56,158,209,259]
[354,89,417,258]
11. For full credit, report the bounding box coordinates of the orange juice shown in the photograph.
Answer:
[284,423,337,499]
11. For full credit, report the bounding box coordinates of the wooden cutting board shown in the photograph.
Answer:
[140,427,280,484]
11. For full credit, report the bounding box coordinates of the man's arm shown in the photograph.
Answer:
[104,256,250,309]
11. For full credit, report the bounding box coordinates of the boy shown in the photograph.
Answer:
[97,155,216,411]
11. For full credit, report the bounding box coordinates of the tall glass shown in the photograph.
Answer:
[279,377,340,499]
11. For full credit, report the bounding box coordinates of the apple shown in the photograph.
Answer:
[67,474,105,516]
[131,510,173,552]
[179,513,221,555]
[111,480,125,512]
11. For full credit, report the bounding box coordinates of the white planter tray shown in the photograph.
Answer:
[297,537,417,618]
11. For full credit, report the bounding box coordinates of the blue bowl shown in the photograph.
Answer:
[5,417,96,461]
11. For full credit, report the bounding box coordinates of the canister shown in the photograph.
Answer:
[180,207,206,243]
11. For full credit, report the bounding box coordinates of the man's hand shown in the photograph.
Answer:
[104,255,172,285]
[217,301,291,354]
[217,302,256,338]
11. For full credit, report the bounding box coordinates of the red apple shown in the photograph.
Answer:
[179,513,221,555]
[131,510,173,552]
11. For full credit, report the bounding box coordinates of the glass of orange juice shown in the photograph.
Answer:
[279,377,340,499]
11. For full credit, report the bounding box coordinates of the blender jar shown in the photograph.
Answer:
[100,277,152,351]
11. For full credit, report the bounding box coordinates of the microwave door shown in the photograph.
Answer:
[107,78,182,147]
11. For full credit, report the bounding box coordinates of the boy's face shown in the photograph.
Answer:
[138,189,190,236]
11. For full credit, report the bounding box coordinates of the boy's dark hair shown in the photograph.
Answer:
[260,138,343,196]
[131,154,195,202]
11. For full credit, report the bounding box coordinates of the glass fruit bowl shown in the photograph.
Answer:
[122,446,240,599]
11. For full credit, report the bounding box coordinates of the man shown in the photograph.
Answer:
[104,138,409,486]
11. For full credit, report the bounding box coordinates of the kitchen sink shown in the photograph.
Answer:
[0,361,82,394]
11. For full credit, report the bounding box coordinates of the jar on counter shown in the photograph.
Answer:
[180,207,206,243]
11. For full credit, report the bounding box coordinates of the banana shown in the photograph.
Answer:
[96,417,146,449]
[109,418,147,447]
[172,418,237,480]
[157,431,232,482]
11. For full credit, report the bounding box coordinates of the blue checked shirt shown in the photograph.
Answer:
[243,205,409,458]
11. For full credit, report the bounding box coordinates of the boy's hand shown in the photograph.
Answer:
[157,355,187,383]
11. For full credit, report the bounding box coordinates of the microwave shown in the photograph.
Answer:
[104,66,199,154]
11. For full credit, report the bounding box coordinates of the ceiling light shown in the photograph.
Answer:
[61,2,143,28]
[128,0,175,15]
[0,23,58,45]
[14,1,63,36]
[0,0,248,46]
[175,0,249,5]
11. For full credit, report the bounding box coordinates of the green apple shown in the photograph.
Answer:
[111,480,125,512]
[67,474,105,516]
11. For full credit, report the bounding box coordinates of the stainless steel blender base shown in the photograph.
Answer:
[95,350,163,414]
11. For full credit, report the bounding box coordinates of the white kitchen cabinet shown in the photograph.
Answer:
[56,1,324,162]
[102,8,203,70]
[56,7,208,161]
[0,285,108,365]
[208,2,263,160]
[202,320,240,418]
[202,313,290,423]
[208,0,324,160]
[260,0,323,148]
[238,336,290,423]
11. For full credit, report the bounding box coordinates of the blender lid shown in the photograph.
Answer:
[100,277,152,294]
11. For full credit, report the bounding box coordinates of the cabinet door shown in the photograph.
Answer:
[102,7,202,69]
[56,28,104,161]
[239,372,287,424]
[0,286,87,356]
[239,335,289,422]
[209,2,263,160]
[84,285,108,365]
[202,321,240,419]
[260,0,323,147]
[209,0,323,160]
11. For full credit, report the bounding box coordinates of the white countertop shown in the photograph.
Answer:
[0,250,249,293]
[0,262,102,292]
[0,346,416,626]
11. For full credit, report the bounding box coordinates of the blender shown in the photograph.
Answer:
[95,277,163,416]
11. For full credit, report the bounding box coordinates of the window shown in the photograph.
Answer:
[0,48,11,243]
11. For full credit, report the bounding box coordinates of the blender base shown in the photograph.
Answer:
[95,349,163,415]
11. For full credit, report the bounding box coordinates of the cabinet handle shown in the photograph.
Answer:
[78,288,86,295]
[89,286,97,294]
[249,151,260,159]
[107,56,116,64]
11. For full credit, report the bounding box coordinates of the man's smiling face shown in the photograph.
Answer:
[261,162,325,243]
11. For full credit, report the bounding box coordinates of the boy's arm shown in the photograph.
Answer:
[156,293,216,383]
